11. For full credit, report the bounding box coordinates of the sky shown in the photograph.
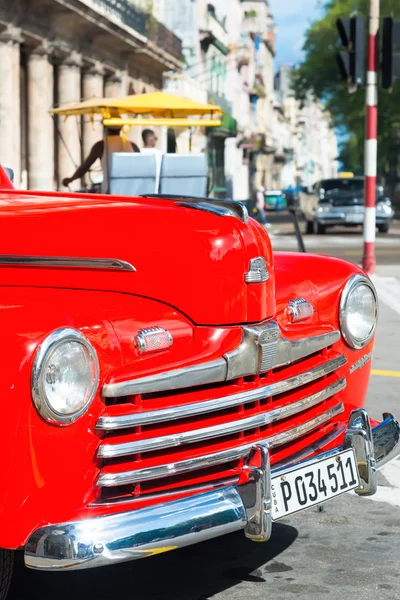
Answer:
[269,0,324,68]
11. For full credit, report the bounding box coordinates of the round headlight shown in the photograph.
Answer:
[32,328,99,425]
[339,275,378,349]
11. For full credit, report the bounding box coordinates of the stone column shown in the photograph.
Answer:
[82,62,104,185]
[57,51,82,190]
[0,26,23,187]
[104,69,128,97]
[82,62,104,156]
[27,41,55,190]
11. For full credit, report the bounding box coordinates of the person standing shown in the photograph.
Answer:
[141,129,163,192]
[62,127,140,193]
[255,186,268,227]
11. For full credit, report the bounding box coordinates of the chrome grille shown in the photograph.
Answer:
[95,330,347,503]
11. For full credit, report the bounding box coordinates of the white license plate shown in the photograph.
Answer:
[271,449,359,520]
[345,213,364,223]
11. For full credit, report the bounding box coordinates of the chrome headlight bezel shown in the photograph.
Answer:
[32,328,99,425]
[339,274,378,350]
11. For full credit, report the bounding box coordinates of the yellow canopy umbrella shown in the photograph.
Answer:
[51,91,223,124]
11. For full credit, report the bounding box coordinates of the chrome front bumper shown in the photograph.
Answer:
[25,410,400,571]
[316,211,394,226]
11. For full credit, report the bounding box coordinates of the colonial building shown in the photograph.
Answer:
[275,65,338,189]
[0,0,182,190]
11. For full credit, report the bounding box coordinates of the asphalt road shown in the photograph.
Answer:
[268,212,400,266]
[7,236,400,600]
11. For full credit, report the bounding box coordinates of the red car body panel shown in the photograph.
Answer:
[0,189,275,325]
[0,187,373,550]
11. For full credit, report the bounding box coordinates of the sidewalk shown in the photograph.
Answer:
[367,266,400,419]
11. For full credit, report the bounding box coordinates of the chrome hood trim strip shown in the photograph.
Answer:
[141,195,248,222]
[102,328,341,398]
[98,379,346,458]
[97,402,344,487]
[0,255,135,271]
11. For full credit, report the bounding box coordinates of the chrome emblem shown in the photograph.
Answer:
[245,257,269,284]
[225,322,281,378]
[134,327,173,354]
[349,352,373,374]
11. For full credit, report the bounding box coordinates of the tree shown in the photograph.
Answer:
[292,0,400,195]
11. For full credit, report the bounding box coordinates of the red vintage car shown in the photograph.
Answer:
[0,164,398,598]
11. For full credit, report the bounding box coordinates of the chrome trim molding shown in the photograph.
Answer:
[97,355,347,430]
[31,328,99,425]
[97,402,344,486]
[224,322,281,379]
[245,257,269,284]
[339,274,378,349]
[102,358,227,398]
[141,195,248,223]
[273,331,340,369]
[97,380,346,458]
[175,199,248,223]
[25,411,400,571]
[0,255,136,271]
[102,328,341,398]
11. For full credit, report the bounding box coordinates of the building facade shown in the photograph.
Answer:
[275,65,339,189]
[0,0,182,190]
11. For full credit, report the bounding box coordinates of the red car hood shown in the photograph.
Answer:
[0,191,275,325]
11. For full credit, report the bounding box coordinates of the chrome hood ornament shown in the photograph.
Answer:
[245,257,269,284]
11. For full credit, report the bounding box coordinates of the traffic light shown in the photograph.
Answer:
[382,18,400,89]
[336,16,365,88]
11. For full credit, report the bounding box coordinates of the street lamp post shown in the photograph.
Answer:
[363,0,379,275]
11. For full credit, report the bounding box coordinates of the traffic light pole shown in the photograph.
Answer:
[363,0,379,275]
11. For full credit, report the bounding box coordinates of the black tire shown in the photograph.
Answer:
[0,550,13,600]
[316,223,326,235]
[378,222,389,233]
[305,220,314,234]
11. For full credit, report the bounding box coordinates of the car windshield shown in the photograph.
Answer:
[321,179,384,197]
[321,179,364,194]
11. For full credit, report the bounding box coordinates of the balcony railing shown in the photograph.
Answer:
[80,0,182,60]
[147,19,183,61]
[84,0,147,34]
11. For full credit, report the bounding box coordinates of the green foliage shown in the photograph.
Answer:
[292,0,400,181]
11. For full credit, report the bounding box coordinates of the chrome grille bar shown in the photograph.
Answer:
[102,358,227,398]
[97,354,347,431]
[102,330,341,398]
[97,402,344,487]
[98,379,346,458]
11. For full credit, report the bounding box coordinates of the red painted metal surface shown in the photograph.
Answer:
[0,189,373,549]
[0,165,14,189]
[0,189,274,326]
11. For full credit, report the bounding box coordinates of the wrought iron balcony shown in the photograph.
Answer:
[86,0,146,34]
[147,19,183,61]
[83,0,182,60]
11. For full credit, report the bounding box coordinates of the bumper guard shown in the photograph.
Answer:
[25,410,400,571]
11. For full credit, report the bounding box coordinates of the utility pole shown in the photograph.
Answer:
[362,0,379,275]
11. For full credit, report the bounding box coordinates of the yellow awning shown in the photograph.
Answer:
[51,91,223,119]
[103,117,221,128]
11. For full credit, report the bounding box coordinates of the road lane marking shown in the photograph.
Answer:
[371,369,400,377]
